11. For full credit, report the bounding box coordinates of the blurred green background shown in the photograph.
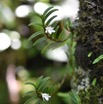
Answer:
[0,0,79,104]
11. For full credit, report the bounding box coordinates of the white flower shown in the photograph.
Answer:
[41,93,51,101]
[45,26,55,34]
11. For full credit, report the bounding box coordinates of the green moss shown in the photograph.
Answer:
[78,84,103,104]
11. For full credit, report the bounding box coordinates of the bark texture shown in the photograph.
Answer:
[75,0,103,103]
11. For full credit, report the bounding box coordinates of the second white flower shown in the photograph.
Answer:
[45,26,55,34]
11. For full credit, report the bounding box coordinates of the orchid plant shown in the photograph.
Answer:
[24,1,103,103]
[24,7,81,104]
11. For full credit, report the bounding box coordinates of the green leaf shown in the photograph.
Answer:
[28,31,44,41]
[23,91,36,97]
[69,89,81,104]
[37,77,50,91]
[36,76,44,87]
[92,78,97,86]
[92,54,103,64]
[37,82,48,92]
[52,25,59,38]
[52,21,59,29]
[36,76,50,92]
[45,15,57,26]
[41,41,53,54]
[47,85,53,95]
[44,9,58,22]
[88,52,92,57]
[51,84,60,94]
[24,96,37,104]
[67,18,72,27]
[58,92,69,97]
[33,37,46,46]
[58,92,72,104]
[50,42,65,50]
[28,22,43,27]
[43,7,54,16]
[47,83,60,95]
[29,12,41,19]
[58,30,65,40]
[25,82,36,89]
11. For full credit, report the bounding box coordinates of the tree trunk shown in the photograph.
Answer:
[75,0,103,103]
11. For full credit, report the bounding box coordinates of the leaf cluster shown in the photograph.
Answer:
[24,76,60,104]
[58,89,81,104]
[28,7,72,53]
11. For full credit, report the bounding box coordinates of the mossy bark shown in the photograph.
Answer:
[75,0,103,103]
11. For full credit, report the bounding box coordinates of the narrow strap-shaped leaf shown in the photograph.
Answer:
[44,9,58,21]
[57,92,69,97]
[58,30,65,40]
[92,54,103,64]
[36,76,44,87]
[71,89,81,103]
[51,42,63,50]
[67,17,72,27]
[70,93,78,104]
[45,15,57,26]
[48,84,60,95]
[24,96,37,104]
[28,22,43,27]
[37,81,48,92]
[37,77,50,91]
[56,41,67,49]
[47,85,53,94]
[23,91,36,97]
[41,41,53,54]
[35,99,42,104]
[25,82,36,88]
[29,12,41,18]
[50,84,60,95]
[52,25,59,39]
[28,31,44,41]
[92,78,97,86]
[43,7,54,16]
[52,21,59,29]
[33,37,46,46]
